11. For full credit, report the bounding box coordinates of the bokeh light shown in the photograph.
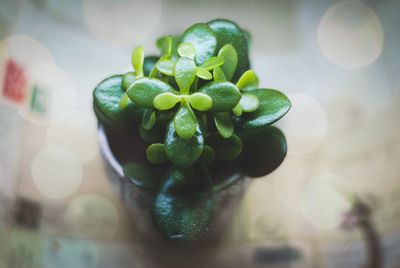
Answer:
[46,110,98,164]
[318,0,384,69]
[63,194,119,240]
[300,174,354,229]
[31,146,83,199]
[0,164,3,188]
[83,0,162,47]
[277,93,328,156]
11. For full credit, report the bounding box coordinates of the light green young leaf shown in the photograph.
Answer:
[213,67,226,82]
[214,112,234,138]
[217,44,238,81]
[153,92,180,110]
[156,59,175,76]
[200,57,224,70]
[175,57,196,94]
[131,47,144,77]
[188,92,213,111]
[146,143,168,164]
[232,103,242,116]
[177,42,196,59]
[236,70,259,91]
[142,109,156,130]
[157,35,173,57]
[122,72,136,90]
[119,93,131,110]
[173,104,197,140]
[240,93,260,112]
[195,67,213,80]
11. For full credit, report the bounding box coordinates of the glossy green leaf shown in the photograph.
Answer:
[236,70,259,91]
[119,93,130,110]
[131,47,144,77]
[152,169,215,240]
[165,120,204,167]
[122,72,136,90]
[181,23,218,65]
[208,19,250,81]
[188,92,213,111]
[214,112,234,138]
[217,44,238,81]
[174,57,196,94]
[146,143,168,164]
[197,145,215,165]
[200,56,224,70]
[143,56,159,76]
[156,59,175,76]
[123,162,167,191]
[171,167,194,186]
[199,81,241,111]
[207,134,242,160]
[240,88,291,129]
[177,42,195,59]
[213,66,226,82]
[153,92,180,111]
[142,109,156,130]
[195,67,213,80]
[173,104,197,140]
[240,93,259,112]
[232,103,242,116]
[127,77,176,109]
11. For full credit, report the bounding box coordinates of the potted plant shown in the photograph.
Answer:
[93,19,291,244]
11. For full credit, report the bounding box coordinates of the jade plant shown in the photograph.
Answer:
[93,19,291,240]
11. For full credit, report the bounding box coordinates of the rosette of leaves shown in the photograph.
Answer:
[93,19,291,241]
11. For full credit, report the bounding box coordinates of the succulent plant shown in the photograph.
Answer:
[93,19,291,240]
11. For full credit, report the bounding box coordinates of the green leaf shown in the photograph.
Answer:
[127,77,176,109]
[236,70,259,91]
[207,134,242,160]
[181,23,218,65]
[143,56,159,76]
[152,169,215,240]
[173,104,197,140]
[197,145,215,165]
[177,42,196,59]
[146,143,168,164]
[199,81,241,112]
[131,47,144,77]
[208,19,250,82]
[195,67,213,80]
[200,56,224,70]
[156,59,175,76]
[142,109,156,130]
[232,103,242,116]
[119,93,130,110]
[165,120,204,167]
[174,57,196,94]
[213,66,226,82]
[239,88,291,129]
[214,112,234,138]
[217,44,238,81]
[122,72,136,90]
[188,92,213,111]
[171,167,194,186]
[153,92,180,111]
[123,162,167,191]
[240,93,259,112]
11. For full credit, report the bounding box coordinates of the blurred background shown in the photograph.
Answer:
[0,0,400,267]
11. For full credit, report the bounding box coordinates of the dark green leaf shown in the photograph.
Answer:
[123,162,168,192]
[197,145,215,165]
[142,109,156,130]
[181,23,218,65]
[171,167,194,186]
[214,112,234,138]
[122,72,136,90]
[207,134,242,160]
[199,81,241,111]
[165,120,204,167]
[143,56,159,76]
[174,57,196,94]
[173,104,197,140]
[217,44,238,81]
[146,143,168,164]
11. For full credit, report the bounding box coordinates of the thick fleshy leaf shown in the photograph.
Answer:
[123,162,167,192]
[238,126,287,177]
[173,104,197,140]
[195,67,213,80]
[156,59,175,76]
[146,143,168,164]
[156,35,179,58]
[171,167,194,186]
[177,42,195,59]
[188,92,213,111]
[181,23,218,65]
[208,19,250,81]
[217,44,238,81]
[232,103,242,116]
[153,92,180,110]
[214,112,234,138]
[236,70,259,91]
[200,57,224,70]
[131,47,144,77]
[119,93,130,110]
[122,72,136,90]
[142,109,156,130]
[127,77,176,109]
[213,66,226,82]
[239,88,291,129]
[240,93,259,112]
[197,145,215,165]
[152,167,215,240]
[165,120,204,167]
[174,57,196,94]
[199,81,241,111]
[143,56,159,76]
[207,134,242,160]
